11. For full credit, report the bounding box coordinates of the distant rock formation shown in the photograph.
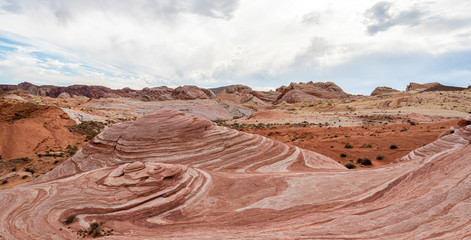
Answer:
[5,82,127,98]
[406,82,440,91]
[275,81,349,104]
[57,92,72,99]
[252,90,281,102]
[405,82,467,92]
[422,83,467,92]
[2,81,467,106]
[0,82,215,101]
[209,85,234,95]
[214,85,277,106]
[371,86,400,96]
[201,82,349,105]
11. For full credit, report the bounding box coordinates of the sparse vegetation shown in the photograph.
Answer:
[25,167,35,175]
[67,121,105,142]
[1,179,7,185]
[361,143,372,148]
[407,119,416,126]
[66,145,78,156]
[63,215,76,225]
[37,152,64,158]
[357,158,372,166]
[340,153,347,158]
[77,222,113,238]
[390,144,398,149]
[212,121,316,130]
[344,144,353,149]
[1,103,49,122]
[242,104,258,111]
[344,161,356,169]
[376,155,384,160]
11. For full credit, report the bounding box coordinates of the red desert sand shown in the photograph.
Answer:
[1,108,471,239]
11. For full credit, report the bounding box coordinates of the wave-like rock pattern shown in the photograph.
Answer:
[0,161,211,239]
[1,110,471,239]
[38,109,343,182]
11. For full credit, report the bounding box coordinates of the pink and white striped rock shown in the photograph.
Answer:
[1,109,470,239]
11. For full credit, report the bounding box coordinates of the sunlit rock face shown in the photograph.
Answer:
[1,109,471,239]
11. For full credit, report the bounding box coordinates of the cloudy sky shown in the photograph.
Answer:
[0,0,470,94]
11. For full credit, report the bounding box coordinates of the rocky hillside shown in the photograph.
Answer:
[370,86,400,96]
[274,81,349,104]
[0,82,216,101]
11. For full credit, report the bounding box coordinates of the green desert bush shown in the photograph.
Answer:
[344,144,353,149]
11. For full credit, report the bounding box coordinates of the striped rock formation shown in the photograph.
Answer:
[1,110,471,239]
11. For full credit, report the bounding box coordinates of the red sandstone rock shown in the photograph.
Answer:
[1,109,471,239]
[370,86,400,96]
[0,82,216,101]
[252,90,281,102]
[406,82,440,91]
[172,85,211,100]
[214,85,277,106]
[275,81,349,104]
[0,102,83,160]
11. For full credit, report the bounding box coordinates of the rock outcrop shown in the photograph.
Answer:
[1,109,471,239]
[275,81,349,104]
[213,82,350,105]
[422,83,467,92]
[406,82,467,92]
[0,82,215,101]
[214,85,281,106]
[57,92,72,99]
[371,86,400,96]
[406,82,440,91]
[40,108,342,181]
[0,102,83,160]
[215,85,264,105]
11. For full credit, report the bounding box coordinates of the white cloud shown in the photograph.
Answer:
[0,0,470,92]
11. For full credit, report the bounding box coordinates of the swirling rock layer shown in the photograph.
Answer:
[1,110,471,239]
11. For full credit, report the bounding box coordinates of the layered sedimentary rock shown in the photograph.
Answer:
[275,81,349,104]
[1,110,471,239]
[135,85,214,101]
[215,85,272,106]
[406,82,440,91]
[422,83,468,92]
[39,108,343,182]
[82,98,255,121]
[371,86,400,96]
[0,82,215,101]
